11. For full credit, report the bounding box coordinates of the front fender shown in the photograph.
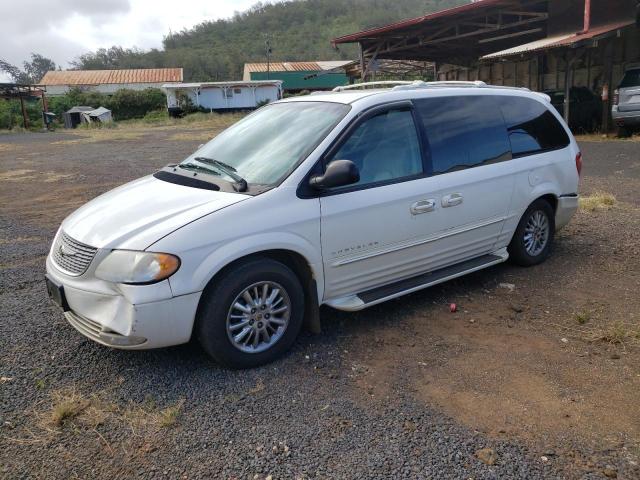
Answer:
[167,232,324,301]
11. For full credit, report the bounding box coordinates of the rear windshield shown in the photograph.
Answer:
[620,69,640,88]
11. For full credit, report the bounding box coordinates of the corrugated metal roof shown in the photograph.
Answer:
[163,80,283,89]
[244,62,323,73]
[482,21,635,59]
[39,68,183,86]
[333,0,511,45]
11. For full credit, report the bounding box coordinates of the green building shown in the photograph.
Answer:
[243,61,351,92]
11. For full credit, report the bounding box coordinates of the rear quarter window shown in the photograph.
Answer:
[499,96,570,157]
[620,69,640,88]
[414,96,511,175]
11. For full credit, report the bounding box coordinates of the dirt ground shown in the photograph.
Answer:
[0,119,639,479]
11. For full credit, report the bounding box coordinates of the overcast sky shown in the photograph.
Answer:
[0,0,260,81]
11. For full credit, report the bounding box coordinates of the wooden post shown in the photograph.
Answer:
[538,54,544,91]
[601,40,614,133]
[564,52,573,123]
[20,96,29,129]
[586,49,592,90]
[359,44,366,81]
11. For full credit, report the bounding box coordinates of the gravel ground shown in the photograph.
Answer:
[0,124,638,479]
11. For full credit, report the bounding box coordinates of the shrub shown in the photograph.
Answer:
[46,87,167,123]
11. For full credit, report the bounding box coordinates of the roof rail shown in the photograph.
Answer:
[333,81,415,92]
[392,80,488,90]
[333,80,537,95]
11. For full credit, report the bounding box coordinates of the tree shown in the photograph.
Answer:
[23,54,57,84]
[0,53,57,84]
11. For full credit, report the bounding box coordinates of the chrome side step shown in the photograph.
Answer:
[325,249,509,312]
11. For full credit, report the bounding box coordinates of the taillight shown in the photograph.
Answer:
[575,152,583,176]
[613,89,619,106]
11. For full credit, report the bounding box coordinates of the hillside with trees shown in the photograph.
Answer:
[72,0,465,81]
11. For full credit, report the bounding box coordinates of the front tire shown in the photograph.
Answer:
[196,258,305,369]
[508,199,555,267]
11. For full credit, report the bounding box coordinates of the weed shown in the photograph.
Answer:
[587,321,639,345]
[157,400,184,428]
[50,390,90,427]
[575,311,591,325]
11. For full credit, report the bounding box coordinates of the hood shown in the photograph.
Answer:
[62,175,248,250]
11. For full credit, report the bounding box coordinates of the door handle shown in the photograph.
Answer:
[410,199,436,215]
[442,193,463,208]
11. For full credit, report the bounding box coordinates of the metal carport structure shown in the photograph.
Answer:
[332,0,640,131]
[0,83,47,129]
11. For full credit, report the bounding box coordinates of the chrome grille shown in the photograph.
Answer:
[51,232,97,275]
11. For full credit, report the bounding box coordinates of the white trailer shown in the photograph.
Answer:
[163,80,283,115]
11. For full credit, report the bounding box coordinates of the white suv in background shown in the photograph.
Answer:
[46,81,581,368]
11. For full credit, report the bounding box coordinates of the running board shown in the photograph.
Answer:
[325,250,509,312]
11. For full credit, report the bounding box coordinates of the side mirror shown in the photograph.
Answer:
[309,160,360,190]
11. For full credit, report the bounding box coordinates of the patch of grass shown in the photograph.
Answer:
[44,388,184,433]
[157,401,184,428]
[50,390,90,427]
[0,143,23,153]
[575,311,591,325]
[51,129,144,145]
[119,111,245,130]
[587,321,639,346]
[579,192,616,212]
[169,131,213,142]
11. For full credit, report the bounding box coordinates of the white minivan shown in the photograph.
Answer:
[46,81,581,368]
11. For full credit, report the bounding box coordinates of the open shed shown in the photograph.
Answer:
[333,0,640,131]
[63,106,94,129]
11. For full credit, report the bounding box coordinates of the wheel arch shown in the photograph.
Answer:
[197,247,322,334]
[537,193,558,213]
[507,191,559,246]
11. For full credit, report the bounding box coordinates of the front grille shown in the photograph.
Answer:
[51,232,97,276]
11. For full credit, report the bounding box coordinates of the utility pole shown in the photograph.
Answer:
[265,39,272,80]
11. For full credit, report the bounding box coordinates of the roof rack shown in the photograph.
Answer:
[393,80,487,90]
[331,80,546,100]
[332,81,415,92]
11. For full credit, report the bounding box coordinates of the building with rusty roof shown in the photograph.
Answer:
[243,61,351,91]
[38,68,183,96]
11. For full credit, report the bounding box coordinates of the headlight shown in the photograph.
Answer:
[95,250,180,285]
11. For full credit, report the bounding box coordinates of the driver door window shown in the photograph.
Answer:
[327,108,423,187]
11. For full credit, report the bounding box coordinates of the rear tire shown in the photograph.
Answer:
[617,126,631,138]
[508,199,555,267]
[196,258,305,369]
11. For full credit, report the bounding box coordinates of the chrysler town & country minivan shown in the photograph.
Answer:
[45,81,581,368]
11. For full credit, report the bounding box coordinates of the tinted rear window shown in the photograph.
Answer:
[415,96,511,175]
[499,96,570,157]
[620,69,640,88]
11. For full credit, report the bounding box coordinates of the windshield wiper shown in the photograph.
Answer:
[194,156,248,192]
[178,162,221,175]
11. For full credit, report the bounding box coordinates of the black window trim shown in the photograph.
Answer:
[296,100,432,199]
[414,94,516,178]
[500,95,571,158]
[511,143,571,159]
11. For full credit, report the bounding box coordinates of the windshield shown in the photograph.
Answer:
[180,101,350,187]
